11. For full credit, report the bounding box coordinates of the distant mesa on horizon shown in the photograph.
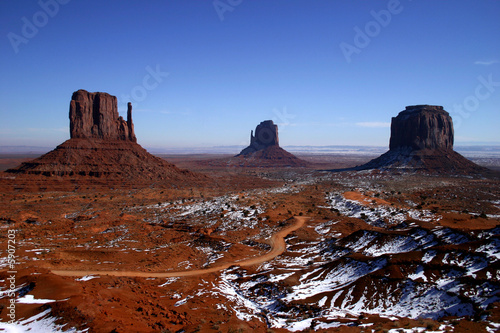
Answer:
[6,90,201,183]
[349,105,488,174]
[234,120,308,167]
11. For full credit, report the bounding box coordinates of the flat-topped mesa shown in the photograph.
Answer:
[389,105,453,151]
[347,104,488,175]
[69,89,136,142]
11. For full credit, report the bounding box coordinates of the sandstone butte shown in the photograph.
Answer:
[355,105,488,174]
[234,120,308,167]
[6,90,202,183]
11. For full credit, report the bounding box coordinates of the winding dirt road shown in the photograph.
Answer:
[51,216,310,278]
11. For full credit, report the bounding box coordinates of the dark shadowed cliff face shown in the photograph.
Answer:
[389,105,454,151]
[238,120,279,155]
[69,89,136,142]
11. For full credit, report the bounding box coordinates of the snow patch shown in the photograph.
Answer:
[17,295,55,304]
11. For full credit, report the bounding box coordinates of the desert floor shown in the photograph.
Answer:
[1,153,499,332]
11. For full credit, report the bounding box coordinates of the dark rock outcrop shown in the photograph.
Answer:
[235,120,307,167]
[389,105,453,151]
[69,89,136,142]
[346,105,487,175]
[238,120,279,155]
[7,90,202,183]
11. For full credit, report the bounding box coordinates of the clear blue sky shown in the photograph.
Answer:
[1,0,499,149]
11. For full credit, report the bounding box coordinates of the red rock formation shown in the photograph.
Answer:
[7,90,202,183]
[7,138,197,182]
[127,102,136,142]
[235,120,307,167]
[389,105,453,150]
[69,89,136,142]
[353,105,487,174]
[238,120,279,155]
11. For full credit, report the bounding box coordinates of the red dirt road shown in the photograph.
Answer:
[51,216,310,278]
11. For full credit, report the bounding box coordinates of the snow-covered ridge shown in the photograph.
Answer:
[323,193,440,227]
[209,217,499,331]
[0,309,87,333]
